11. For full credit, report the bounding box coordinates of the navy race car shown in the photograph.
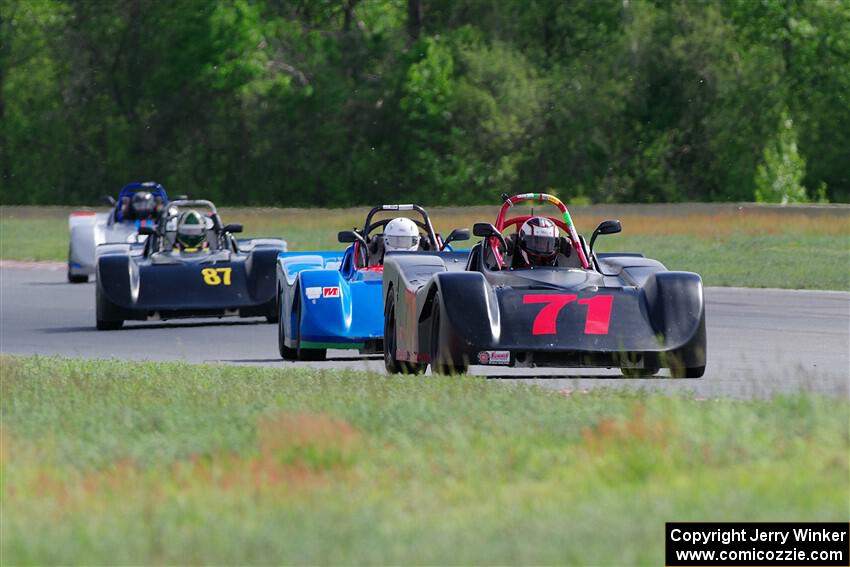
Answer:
[95,199,287,330]
[382,193,706,377]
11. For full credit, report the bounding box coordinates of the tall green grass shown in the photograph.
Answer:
[2,357,847,565]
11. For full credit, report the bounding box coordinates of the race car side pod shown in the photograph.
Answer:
[642,271,707,371]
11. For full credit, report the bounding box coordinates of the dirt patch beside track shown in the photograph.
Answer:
[0,260,65,270]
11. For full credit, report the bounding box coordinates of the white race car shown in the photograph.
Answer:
[67,182,168,283]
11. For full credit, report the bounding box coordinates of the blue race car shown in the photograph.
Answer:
[275,204,470,361]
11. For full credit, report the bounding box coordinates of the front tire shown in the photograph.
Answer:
[294,298,326,362]
[96,319,123,331]
[384,293,425,374]
[95,286,123,330]
[429,291,467,375]
[278,294,299,360]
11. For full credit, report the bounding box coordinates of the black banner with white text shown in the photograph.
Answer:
[666,522,849,566]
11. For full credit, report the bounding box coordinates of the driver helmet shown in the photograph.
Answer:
[130,191,156,219]
[176,210,207,249]
[384,217,420,252]
[518,216,559,266]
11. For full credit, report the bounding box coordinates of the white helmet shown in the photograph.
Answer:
[384,217,420,252]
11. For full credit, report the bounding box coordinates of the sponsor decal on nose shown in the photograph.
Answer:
[322,286,340,298]
[477,350,510,365]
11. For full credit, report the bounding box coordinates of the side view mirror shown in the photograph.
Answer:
[339,229,370,247]
[101,195,116,206]
[589,219,622,252]
[338,230,360,244]
[473,222,507,250]
[442,228,470,249]
[224,223,243,234]
[473,223,499,238]
[138,226,155,236]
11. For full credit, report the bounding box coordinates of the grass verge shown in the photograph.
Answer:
[1,204,848,290]
[1,356,847,564]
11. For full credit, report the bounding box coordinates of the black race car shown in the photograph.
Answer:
[95,199,287,330]
[382,193,706,377]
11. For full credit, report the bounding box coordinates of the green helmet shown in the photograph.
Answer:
[176,210,207,248]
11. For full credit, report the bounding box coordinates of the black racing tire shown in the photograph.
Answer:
[384,293,425,374]
[96,319,123,331]
[621,367,659,378]
[68,271,88,284]
[67,246,88,283]
[277,293,299,360]
[298,347,327,362]
[671,365,706,378]
[95,286,123,330]
[429,291,467,375]
[294,299,326,362]
[265,300,279,324]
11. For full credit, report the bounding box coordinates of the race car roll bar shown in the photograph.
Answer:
[113,182,169,222]
[493,193,590,270]
[361,204,440,251]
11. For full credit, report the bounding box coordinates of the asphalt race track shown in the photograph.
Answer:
[1,265,847,399]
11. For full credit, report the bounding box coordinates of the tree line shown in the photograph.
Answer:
[1,0,848,206]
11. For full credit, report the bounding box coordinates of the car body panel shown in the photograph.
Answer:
[276,247,385,351]
[383,193,707,374]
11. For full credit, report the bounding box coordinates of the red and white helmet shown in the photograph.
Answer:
[518,217,559,263]
[384,217,420,252]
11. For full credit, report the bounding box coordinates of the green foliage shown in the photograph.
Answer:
[2,356,847,564]
[0,0,848,205]
[755,112,808,204]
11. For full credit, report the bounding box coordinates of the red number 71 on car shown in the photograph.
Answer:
[522,294,613,335]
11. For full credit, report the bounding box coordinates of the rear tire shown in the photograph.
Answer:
[67,246,88,283]
[68,271,88,284]
[429,291,467,375]
[384,293,425,374]
[278,294,299,360]
[621,367,659,378]
[671,365,705,378]
[265,300,279,324]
